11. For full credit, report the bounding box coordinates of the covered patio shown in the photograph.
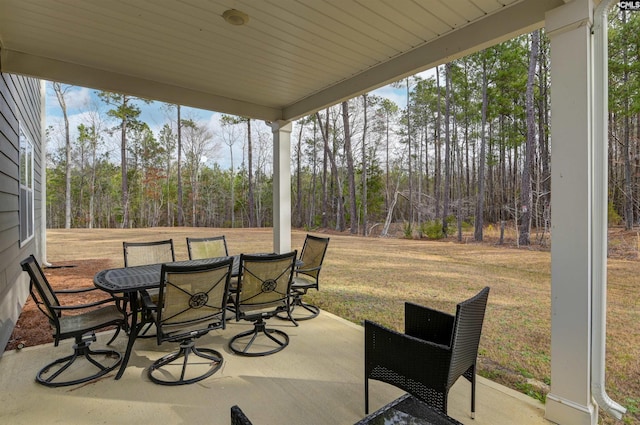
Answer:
[0,311,547,425]
[0,0,627,423]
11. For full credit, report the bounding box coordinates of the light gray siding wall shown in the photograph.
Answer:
[0,72,42,352]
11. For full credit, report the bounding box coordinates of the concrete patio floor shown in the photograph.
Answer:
[0,311,551,425]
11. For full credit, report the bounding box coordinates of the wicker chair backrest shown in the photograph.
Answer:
[447,286,490,387]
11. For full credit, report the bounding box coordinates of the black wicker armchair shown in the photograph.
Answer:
[364,287,490,418]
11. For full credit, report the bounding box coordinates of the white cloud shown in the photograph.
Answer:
[372,85,407,109]
[45,85,91,116]
[65,87,92,109]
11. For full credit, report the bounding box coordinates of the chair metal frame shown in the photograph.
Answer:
[186,235,229,260]
[20,255,125,387]
[229,251,296,357]
[364,287,490,417]
[279,234,329,325]
[144,258,233,385]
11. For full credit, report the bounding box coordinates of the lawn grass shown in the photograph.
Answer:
[45,227,640,424]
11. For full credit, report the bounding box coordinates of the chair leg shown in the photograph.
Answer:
[148,339,223,386]
[365,378,369,414]
[277,290,319,324]
[229,319,289,357]
[471,369,476,419]
[36,334,122,387]
[106,326,121,345]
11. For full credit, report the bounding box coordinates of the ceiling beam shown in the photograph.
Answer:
[0,49,283,122]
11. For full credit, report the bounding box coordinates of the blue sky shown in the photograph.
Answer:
[44,68,434,168]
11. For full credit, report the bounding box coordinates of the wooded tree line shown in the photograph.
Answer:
[46,10,640,244]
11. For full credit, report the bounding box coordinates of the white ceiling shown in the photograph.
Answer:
[0,0,564,122]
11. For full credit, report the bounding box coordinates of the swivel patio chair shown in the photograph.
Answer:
[277,234,329,325]
[144,258,233,385]
[187,235,229,260]
[123,239,175,267]
[229,251,296,356]
[364,286,490,418]
[123,239,176,336]
[20,255,126,387]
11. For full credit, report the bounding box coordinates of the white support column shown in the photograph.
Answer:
[271,120,292,254]
[39,79,50,266]
[545,1,597,424]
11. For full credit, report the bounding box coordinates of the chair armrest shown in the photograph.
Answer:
[365,320,452,390]
[54,286,103,294]
[50,297,118,311]
[296,265,321,274]
[56,286,126,313]
[404,302,455,347]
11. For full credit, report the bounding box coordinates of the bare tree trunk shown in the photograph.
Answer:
[622,11,634,229]
[362,94,368,236]
[177,105,184,227]
[310,117,318,228]
[385,106,390,212]
[456,128,463,242]
[321,112,329,229]
[435,66,442,220]
[166,133,172,226]
[89,125,97,229]
[475,56,489,241]
[442,63,452,236]
[230,143,235,227]
[381,180,401,237]
[53,83,72,229]
[317,109,344,231]
[406,78,413,225]
[296,121,303,228]
[342,101,358,234]
[120,99,129,228]
[539,35,551,209]
[247,119,256,227]
[519,30,539,246]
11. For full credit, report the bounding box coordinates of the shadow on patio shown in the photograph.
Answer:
[0,310,550,425]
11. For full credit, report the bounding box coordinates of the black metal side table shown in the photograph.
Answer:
[355,393,464,425]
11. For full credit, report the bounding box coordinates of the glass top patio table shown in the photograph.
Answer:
[355,394,463,425]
